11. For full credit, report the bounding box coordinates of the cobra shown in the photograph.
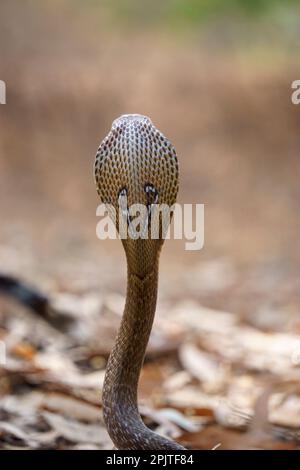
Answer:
[94,114,185,450]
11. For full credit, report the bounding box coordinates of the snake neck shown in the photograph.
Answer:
[102,258,184,450]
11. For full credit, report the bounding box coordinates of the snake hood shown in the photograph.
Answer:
[94,114,179,277]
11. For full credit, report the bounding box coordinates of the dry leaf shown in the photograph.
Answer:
[269,393,300,428]
[179,343,228,392]
[11,342,37,361]
[42,411,110,445]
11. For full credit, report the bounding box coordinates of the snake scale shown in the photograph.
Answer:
[94,114,185,450]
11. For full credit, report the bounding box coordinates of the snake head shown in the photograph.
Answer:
[94,114,179,275]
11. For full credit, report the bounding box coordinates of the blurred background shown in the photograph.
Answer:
[0,0,300,450]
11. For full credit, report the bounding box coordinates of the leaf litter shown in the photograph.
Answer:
[0,262,300,449]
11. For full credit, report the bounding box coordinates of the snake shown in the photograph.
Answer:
[94,114,185,450]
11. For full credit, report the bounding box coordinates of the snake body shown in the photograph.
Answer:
[94,114,184,450]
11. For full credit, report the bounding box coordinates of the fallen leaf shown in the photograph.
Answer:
[179,343,229,392]
[11,342,37,361]
[269,393,300,428]
[42,411,110,445]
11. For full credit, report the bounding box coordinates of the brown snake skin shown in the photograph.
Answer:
[94,114,185,450]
